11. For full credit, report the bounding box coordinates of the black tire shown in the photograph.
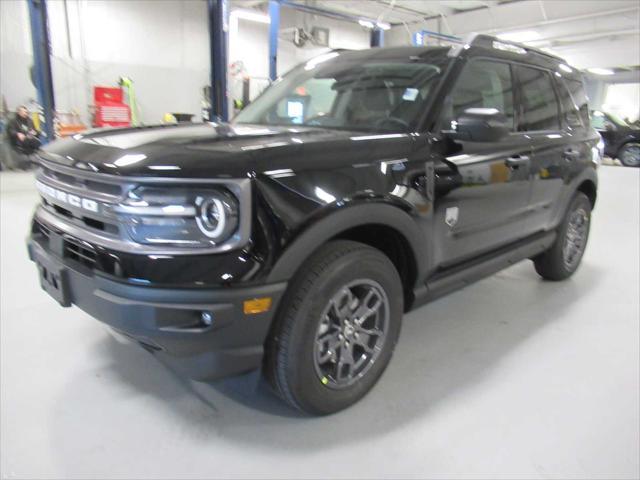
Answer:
[265,240,403,415]
[617,143,640,167]
[534,192,591,281]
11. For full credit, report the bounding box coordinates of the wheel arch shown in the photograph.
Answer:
[265,202,428,309]
[577,178,597,209]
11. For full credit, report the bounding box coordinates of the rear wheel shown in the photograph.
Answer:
[617,143,640,167]
[265,240,403,415]
[534,192,591,281]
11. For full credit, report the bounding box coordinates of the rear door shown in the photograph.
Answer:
[514,65,581,231]
[432,58,532,268]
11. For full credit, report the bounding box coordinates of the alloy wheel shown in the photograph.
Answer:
[313,279,389,389]
[619,144,640,167]
[563,207,589,270]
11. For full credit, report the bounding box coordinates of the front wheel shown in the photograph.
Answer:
[265,240,403,415]
[617,143,640,167]
[534,192,591,281]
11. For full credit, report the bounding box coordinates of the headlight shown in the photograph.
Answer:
[115,187,239,248]
[195,194,238,240]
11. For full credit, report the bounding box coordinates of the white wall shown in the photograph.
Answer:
[47,0,210,125]
[228,5,370,101]
[1,0,370,124]
[604,83,640,122]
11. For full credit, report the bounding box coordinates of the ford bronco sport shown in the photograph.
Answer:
[28,34,598,415]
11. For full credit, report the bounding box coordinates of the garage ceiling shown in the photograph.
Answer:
[287,0,506,24]
[274,0,640,69]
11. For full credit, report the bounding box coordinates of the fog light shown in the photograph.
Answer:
[201,311,214,326]
[243,297,272,314]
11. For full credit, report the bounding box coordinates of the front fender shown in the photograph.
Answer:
[265,201,428,286]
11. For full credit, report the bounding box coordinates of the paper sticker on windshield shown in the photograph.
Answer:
[402,88,419,101]
[287,101,304,123]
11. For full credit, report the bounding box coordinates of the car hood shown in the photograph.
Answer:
[39,123,415,178]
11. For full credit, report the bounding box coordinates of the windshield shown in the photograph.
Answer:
[234,50,449,132]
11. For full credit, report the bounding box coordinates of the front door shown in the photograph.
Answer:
[431,58,532,268]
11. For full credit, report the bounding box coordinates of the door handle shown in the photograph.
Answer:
[505,155,530,168]
[563,149,581,161]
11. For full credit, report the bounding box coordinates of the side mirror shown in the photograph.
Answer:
[448,108,509,142]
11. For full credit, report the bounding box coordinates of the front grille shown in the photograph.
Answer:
[42,165,123,198]
[36,221,51,240]
[41,197,120,236]
[64,236,97,269]
[37,162,123,238]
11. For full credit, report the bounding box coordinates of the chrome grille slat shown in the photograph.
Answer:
[39,167,125,204]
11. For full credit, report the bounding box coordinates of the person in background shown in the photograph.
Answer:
[7,105,41,154]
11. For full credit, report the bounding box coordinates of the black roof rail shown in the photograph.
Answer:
[448,33,565,63]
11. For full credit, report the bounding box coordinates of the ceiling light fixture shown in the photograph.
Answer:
[497,30,541,43]
[587,67,615,76]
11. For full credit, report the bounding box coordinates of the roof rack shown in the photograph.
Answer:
[448,33,563,62]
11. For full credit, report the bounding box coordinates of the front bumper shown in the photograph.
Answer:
[27,237,287,381]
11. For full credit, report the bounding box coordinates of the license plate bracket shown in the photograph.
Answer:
[36,254,71,307]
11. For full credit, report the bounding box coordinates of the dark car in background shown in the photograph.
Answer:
[591,110,640,167]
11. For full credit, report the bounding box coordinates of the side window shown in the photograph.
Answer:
[516,66,560,131]
[556,78,583,128]
[442,59,515,131]
[564,78,590,127]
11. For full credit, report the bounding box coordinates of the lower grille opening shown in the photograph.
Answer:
[53,204,73,219]
[36,222,51,239]
[83,216,105,231]
[82,217,119,235]
[64,238,97,269]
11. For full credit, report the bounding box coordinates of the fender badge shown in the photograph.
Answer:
[445,207,459,228]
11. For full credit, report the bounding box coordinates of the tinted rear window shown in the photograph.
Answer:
[564,78,590,127]
[516,66,561,131]
[556,78,584,128]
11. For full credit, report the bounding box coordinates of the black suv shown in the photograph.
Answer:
[28,34,598,415]
[590,110,640,167]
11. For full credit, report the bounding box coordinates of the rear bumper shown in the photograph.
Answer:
[27,238,287,380]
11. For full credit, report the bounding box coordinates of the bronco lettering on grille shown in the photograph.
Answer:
[36,180,99,213]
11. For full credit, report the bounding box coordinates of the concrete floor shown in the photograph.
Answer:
[1,166,638,479]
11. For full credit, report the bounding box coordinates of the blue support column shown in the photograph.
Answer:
[27,0,55,142]
[268,0,280,81]
[208,0,229,121]
[370,28,384,47]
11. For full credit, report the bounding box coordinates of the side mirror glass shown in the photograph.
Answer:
[447,108,509,142]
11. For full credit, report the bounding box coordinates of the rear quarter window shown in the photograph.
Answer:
[556,78,584,128]
[564,78,590,127]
